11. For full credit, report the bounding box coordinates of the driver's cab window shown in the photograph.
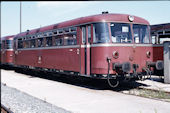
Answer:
[110,23,132,43]
[93,22,110,43]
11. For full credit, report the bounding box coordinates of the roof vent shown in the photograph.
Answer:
[26,30,29,34]
[102,11,109,14]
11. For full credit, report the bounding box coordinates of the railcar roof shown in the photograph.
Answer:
[1,35,15,41]
[15,13,150,38]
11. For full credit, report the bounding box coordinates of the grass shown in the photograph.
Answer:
[129,88,170,102]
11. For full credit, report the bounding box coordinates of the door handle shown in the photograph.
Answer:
[77,49,79,54]
[69,49,73,52]
[38,56,42,64]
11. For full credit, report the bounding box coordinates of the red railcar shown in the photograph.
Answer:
[151,24,170,75]
[13,13,163,87]
[1,35,15,67]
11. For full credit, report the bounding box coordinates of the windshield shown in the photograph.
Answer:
[133,24,150,43]
[110,23,132,43]
[6,40,13,49]
[93,22,110,43]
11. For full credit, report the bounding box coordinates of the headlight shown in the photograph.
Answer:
[113,51,119,59]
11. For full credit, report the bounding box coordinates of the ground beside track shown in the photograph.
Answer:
[1,83,71,113]
[1,69,170,113]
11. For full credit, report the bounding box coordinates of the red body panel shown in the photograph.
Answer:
[153,46,163,62]
[15,47,80,72]
[90,44,153,74]
[1,50,14,64]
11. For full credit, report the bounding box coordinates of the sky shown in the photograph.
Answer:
[1,1,170,37]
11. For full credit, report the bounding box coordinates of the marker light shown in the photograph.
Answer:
[128,15,134,22]
[146,51,151,58]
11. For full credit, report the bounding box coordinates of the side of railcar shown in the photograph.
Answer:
[151,44,164,75]
[13,13,164,88]
[14,25,82,75]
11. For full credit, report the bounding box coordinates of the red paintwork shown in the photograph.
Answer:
[153,46,163,62]
[15,48,80,72]
[13,13,156,77]
[1,51,14,64]
[15,13,149,38]
[91,45,153,74]
[1,35,15,65]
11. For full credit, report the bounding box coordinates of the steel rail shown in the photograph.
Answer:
[1,104,14,113]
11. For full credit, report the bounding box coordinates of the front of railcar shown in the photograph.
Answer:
[90,14,162,87]
[1,35,15,67]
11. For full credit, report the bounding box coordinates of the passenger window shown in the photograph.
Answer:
[46,37,52,47]
[55,36,63,46]
[18,38,23,49]
[24,40,30,48]
[65,32,77,45]
[30,39,36,48]
[37,38,44,47]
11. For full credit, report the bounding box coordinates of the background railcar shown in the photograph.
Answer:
[13,13,163,87]
[1,35,15,67]
[150,23,170,76]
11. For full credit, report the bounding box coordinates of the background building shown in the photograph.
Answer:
[151,23,170,44]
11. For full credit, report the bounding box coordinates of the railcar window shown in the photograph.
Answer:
[6,40,12,45]
[37,38,44,47]
[53,30,58,35]
[93,22,110,43]
[55,36,64,46]
[18,39,23,49]
[88,26,91,43]
[58,29,63,34]
[46,37,52,47]
[133,24,150,44]
[24,40,30,48]
[152,36,156,44]
[64,28,70,33]
[3,41,5,49]
[30,39,36,48]
[82,27,86,44]
[6,40,13,49]
[64,32,77,45]
[2,41,5,49]
[110,23,132,43]
[70,27,76,32]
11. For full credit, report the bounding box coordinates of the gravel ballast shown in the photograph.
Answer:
[1,83,72,113]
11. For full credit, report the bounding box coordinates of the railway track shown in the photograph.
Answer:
[1,104,13,113]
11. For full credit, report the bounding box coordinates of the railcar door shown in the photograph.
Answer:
[80,25,92,76]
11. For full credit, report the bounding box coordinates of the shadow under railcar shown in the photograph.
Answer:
[11,67,148,91]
